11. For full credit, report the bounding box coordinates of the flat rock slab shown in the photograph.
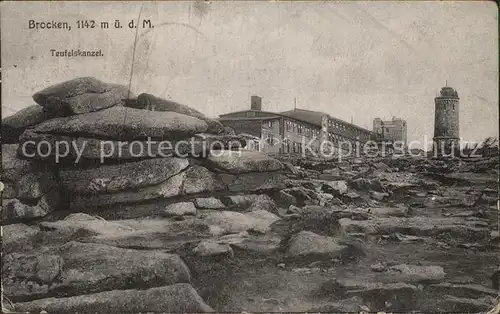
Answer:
[228,234,282,254]
[68,171,186,210]
[318,173,344,181]
[194,197,226,209]
[39,213,136,237]
[193,241,234,257]
[67,165,226,210]
[32,77,131,117]
[1,105,48,143]
[224,194,273,207]
[434,295,494,312]
[206,150,283,173]
[321,180,348,196]
[219,172,288,193]
[426,283,499,299]
[163,202,197,217]
[444,172,498,185]
[368,207,408,217]
[13,283,214,313]
[60,157,189,194]
[77,217,217,250]
[26,106,208,141]
[307,296,365,312]
[345,282,421,311]
[2,241,191,301]
[199,210,280,235]
[376,264,446,283]
[338,217,490,240]
[133,93,224,134]
[286,230,347,258]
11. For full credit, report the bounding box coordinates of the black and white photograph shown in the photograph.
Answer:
[1,1,499,313]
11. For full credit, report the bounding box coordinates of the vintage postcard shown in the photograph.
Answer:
[1,1,499,313]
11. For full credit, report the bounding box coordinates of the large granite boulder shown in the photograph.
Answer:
[218,172,288,193]
[2,223,41,254]
[285,230,348,258]
[60,157,189,194]
[2,144,36,182]
[378,264,446,283]
[12,284,214,313]
[206,150,283,173]
[68,171,186,210]
[32,77,131,117]
[1,195,59,222]
[1,145,60,222]
[67,165,227,210]
[338,217,490,240]
[31,214,215,251]
[2,241,191,300]
[130,93,224,134]
[17,172,58,201]
[199,209,280,234]
[182,165,227,195]
[24,106,208,141]
[1,105,48,143]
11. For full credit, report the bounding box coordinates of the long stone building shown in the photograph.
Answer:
[218,95,380,155]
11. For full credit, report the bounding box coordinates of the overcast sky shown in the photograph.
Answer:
[1,1,498,148]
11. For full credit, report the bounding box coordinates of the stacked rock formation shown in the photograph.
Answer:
[1,77,291,312]
[3,77,498,313]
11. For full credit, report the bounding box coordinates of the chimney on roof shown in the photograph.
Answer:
[251,95,262,111]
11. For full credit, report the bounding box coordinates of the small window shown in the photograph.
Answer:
[268,121,273,128]
[266,134,274,145]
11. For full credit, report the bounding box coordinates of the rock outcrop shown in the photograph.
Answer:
[2,77,498,313]
[1,77,291,312]
[33,77,131,117]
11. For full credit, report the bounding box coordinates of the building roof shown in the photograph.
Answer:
[280,109,325,126]
[217,108,373,134]
[239,133,261,139]
[217,114,281,121]
[280,108,373,133]
[437,86,459,99]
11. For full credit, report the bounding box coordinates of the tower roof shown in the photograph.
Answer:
[438,86,459,98]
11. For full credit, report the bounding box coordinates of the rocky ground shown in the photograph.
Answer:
[2,77,499,313]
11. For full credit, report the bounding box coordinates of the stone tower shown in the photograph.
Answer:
[433,85,460,154]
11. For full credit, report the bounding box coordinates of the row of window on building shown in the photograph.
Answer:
[283,138,304,153]
[265,133,319,149]
[327,132,350,143]
[284,120,319,138]
[328,119,368,138]
[265,119,370,143]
